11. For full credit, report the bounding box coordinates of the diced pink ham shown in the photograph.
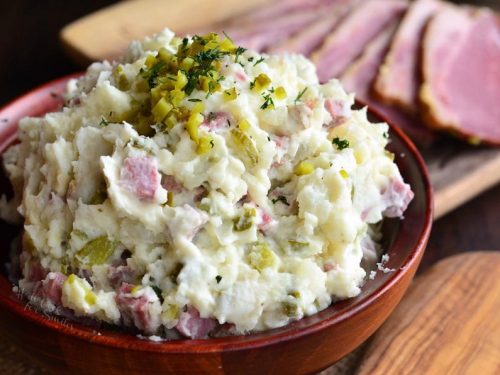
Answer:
[382,178,414,217]
[258,210,276,232]
[25,258,48,284]
[120,156,160,201]
[288,103,314,130]
[116,283,162,335]
[162,175,184,194]
[312,0,408,81]
[324,98,352,127]
[193,185,208,203]
[41,272,67,305]
[374,0,443,112]
[201,112,231,131]
[340,22,436,146]
[420,7,500,144]
[108,265,136,290]
[323,262,338,272]
[176,306,217,339]
[267,0,357,55]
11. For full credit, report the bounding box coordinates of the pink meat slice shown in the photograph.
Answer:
[374,0,443,112]
[267,0,357,56]
[120,156,160,201]
[340,22,436,146]
[312,0,408,82]
[176,306,217,339]
[420,7,500,144]
[227,8,331,52]
[226,0,337,26]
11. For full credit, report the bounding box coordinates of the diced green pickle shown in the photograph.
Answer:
[230,128,259,167]
[282,301,299,317]
[233,207,256,231]
[162,304,180,320]
[76,236,116,266]
[288,240,310,252]
[88,185,108,205]
[248,242,276,272]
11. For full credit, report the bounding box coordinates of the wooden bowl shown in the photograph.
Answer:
[0,75,433,374]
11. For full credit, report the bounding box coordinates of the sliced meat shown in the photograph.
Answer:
[120,156,160,201]
[161,175,184,194]
[340,23,436,145]
[267,0,357,56]
[340,24,398,97]
[228,8,332,51]
[374,0,444,112]
[176,306,217,339]
[312,0,408,82]
[420,7,500,144]
[226,0,337,26]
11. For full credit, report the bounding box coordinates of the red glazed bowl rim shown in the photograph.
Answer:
[0,74,433,354]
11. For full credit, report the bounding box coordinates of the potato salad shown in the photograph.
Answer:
[1,30,413,338]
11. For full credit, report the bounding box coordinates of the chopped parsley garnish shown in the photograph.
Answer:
[210,139,215,148]
[247,57,254,62]
[295,87,308,104]
[332,137,350,150]
[141,61,166,88]
[99,117,109,126]
[215,275,222,284]
[383,131,389,139]
[260,92,275,110]
[272,195,290,206]
[253,57,265,66]
[188,98,202,102]
[234,46,247,63]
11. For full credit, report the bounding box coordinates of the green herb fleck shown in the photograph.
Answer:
[332,137,350,150]
[234,46,247,63]
[253,57,265,66]
[99,117,109,126]
[261,91,275,110]
[295,87,308,104]
[271,195,289,206]
[215,275,222,284]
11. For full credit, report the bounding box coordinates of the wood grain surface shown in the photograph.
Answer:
[56,0,500,220]
[357,252,500,375]
[60,0,270,64]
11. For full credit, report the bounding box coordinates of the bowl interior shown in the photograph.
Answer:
[0,75,432,353]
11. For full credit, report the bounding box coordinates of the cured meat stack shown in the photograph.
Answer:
[213,0,500,146]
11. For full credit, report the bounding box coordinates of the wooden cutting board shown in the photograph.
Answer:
[356,252,500,375]
[59,0,500,219]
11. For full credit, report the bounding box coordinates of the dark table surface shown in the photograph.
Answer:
[0,0,498,275]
